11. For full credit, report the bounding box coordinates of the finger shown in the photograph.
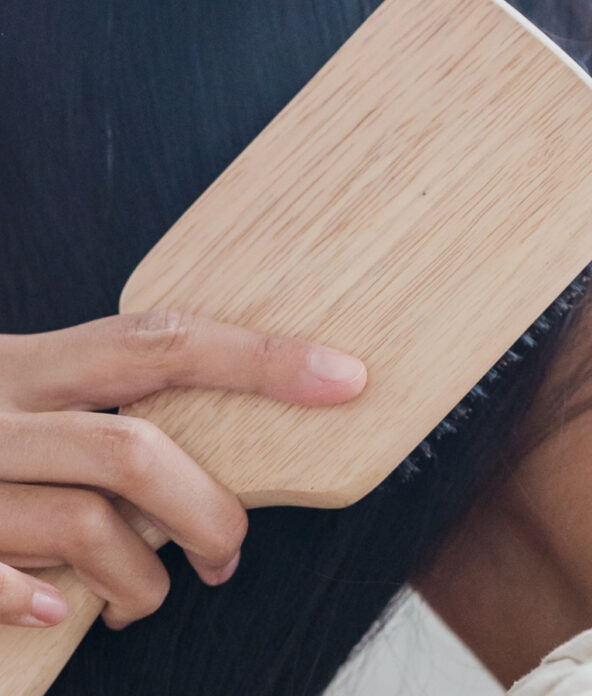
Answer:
[3,310,367,411]
[134,490,244,586]
[0,482,170,629]
[184,548,242,587]
[0,411,248,577]
[0,559,67,628]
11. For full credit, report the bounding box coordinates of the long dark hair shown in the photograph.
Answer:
[0,1,590,694]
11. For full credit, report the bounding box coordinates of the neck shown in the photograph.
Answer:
[416,299,592,688]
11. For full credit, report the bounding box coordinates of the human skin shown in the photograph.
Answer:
[0,309,366,630]
[416,295,592,688]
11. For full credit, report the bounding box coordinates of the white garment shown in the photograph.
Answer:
[508,629,592,695]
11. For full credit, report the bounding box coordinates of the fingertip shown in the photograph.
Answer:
[101,604,131,631]
[337,361,368,398]
[307,348,366,386]
[292,351,367,406]
[102,616,130,631]
[188,549,241,587]
[30,586,68,626]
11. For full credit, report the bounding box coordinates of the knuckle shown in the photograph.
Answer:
[61,492,116,555]
[252,333,304,370]
[249,334,305,395]
[253,333,282,363]
[121,309,193,362]
[98,416,159,491]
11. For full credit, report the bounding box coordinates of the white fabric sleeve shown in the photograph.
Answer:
[507,629,592,695]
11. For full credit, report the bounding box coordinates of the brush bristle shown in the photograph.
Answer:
[395,263,592,484]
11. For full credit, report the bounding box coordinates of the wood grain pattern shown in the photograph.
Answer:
[119,0,592,508]
[2,0,592,693]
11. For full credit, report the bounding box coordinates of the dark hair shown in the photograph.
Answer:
[0,1,590,694]
[514,0,592,69]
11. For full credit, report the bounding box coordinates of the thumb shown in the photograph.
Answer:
[0,562,67,628]
[5,310,367,412]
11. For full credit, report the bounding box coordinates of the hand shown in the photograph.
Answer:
[0,310,367,629]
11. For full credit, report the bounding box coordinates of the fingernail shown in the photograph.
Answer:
[308,348,366,383]
[30,590,67,625]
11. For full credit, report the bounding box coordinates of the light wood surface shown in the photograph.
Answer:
[121,0,592,509]
[2,0,592,693]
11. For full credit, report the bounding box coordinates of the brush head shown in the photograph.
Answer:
[119,0,592,509]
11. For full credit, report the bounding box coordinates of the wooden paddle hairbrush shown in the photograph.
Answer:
[2,1,592,693]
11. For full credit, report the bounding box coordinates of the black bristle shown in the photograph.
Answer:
[519,333,537,349]
[470,384,489,399]
[506,349,523,363]
[534,316,552,332]
[394,264,592,484]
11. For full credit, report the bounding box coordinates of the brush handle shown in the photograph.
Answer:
[0,503,165,696]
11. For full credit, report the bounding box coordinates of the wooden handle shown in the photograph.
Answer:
[0,505,165,696]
